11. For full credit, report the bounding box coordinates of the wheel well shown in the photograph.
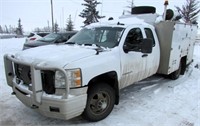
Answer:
[87,71,119,105]
[180,56,187,75]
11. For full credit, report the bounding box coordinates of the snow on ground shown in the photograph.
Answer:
[0,38,200,126]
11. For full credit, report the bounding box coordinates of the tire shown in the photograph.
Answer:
[82,83,115,122]
[169,61,182,80]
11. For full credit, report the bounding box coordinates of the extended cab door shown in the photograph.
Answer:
[119,26,159,89]
[143,27,160,78]
[119,27,147,89]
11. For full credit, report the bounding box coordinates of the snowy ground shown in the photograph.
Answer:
[0,38,200,126]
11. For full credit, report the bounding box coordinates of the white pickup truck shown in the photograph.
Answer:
[4,6,198,122]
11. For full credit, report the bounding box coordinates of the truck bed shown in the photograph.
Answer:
[155,21,198,75]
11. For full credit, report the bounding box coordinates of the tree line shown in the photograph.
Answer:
[0,18,23,35]
[1,0,199,34]
[0,25,16,34]
[33,14,74,33]
[33,0,200,33]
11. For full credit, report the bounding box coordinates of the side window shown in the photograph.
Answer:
[144,28,155,47]
[124,28,143,52]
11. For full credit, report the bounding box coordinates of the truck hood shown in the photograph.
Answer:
[15,45,99,67]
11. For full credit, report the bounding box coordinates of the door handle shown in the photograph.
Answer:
[142,54,148,57]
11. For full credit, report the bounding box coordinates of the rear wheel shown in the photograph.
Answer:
[82,83,115,122]
[169,61,182,80]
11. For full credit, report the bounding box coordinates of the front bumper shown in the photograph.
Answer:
[4,54,87,120]
[13,85,87,120]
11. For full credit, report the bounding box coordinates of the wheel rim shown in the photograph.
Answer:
[89,91,110,115]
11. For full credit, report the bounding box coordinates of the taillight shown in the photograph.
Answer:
[30,38,36,41]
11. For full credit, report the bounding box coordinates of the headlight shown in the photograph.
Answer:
[67,68,82,88]
[55,71,66,89]
[54,69,82,89]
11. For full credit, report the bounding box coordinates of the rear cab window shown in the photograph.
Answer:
[144,28,155,47]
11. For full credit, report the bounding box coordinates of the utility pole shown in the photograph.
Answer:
[51,0,54,32]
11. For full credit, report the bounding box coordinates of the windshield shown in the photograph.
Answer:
[38,33,61,42]
[67,27,124,48]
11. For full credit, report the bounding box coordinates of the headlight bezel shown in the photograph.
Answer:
[54,68,82,89]
[66,68,82,88]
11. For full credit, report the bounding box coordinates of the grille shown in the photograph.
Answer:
[14,63,55,94]
[41,70,55,94]
[14,63,31,85]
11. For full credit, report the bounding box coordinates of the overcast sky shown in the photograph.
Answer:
[0,0,199,32]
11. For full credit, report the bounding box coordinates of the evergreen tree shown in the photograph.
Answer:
[16,18,23,35]
[66,15,74,31]
[79,0,105,26]
[34,27,41,33]
[43,26,51,32]
[175,0,200,24]
[54,22,59,33]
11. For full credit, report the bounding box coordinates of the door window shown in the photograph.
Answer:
[124,28,143,52]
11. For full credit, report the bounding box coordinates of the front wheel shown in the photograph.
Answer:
[82,83,115,122]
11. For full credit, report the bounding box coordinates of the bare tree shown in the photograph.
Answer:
[9,25,15,34]
[34,27,42,33]
[0,25,3,34]
[175,0,200,24]
[43,26,51,32]
[125,0,135,14]
[5,25,9,33]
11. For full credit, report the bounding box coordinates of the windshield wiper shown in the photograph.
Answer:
[83,43,104,55]
[65,42,76,44]
[83,43,95,46]
[83,43,101,47]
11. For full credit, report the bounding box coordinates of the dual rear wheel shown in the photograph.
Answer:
[169,59,186,80]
